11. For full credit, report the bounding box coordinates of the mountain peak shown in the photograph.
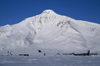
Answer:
[0,9,100,54]
[42,9,56,14]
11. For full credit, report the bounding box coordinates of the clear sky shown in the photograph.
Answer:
[0,0,100,26]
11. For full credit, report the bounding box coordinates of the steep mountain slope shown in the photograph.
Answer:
[0,10,100,55]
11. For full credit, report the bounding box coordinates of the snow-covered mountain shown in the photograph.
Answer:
[0,9,100,55]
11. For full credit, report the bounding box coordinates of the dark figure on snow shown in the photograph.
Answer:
[44,53,46,56]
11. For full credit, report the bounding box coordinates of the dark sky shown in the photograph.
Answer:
[0,0,100,26]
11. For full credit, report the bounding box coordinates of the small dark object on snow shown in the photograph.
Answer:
[87,50,90,55]
[8,51,9,53]
[19,54,29,56]
[44,53,46,56]
[57,53,61,55]
[38,50,41,53]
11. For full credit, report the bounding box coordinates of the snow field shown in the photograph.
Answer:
[0,55,100,66]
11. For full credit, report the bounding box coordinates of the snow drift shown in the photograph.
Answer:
[0,9,100,54]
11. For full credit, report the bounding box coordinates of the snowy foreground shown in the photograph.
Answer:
[0,55,100,66]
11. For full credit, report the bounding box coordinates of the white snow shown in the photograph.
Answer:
[0,9,100,55]
[0,55,100,66]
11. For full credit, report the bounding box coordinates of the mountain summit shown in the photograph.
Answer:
[0,10,100,54]
[42,9,56,14]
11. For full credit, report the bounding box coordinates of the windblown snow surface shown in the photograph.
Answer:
[0,55,100,66]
